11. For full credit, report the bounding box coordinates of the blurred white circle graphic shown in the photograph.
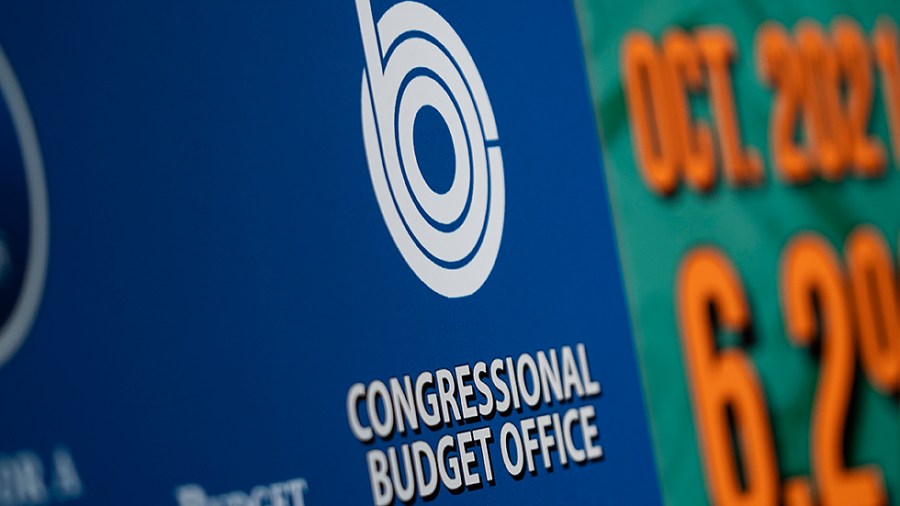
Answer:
[0,44,49,369]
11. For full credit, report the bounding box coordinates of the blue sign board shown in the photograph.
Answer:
[0,2,661,504]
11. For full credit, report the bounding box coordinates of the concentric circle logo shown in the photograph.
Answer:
[0,44,49,369]
[356,0,504,298]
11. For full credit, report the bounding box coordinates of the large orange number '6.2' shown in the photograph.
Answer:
[677,238,890,506]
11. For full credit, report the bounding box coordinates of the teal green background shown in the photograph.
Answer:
[576,1,900,504]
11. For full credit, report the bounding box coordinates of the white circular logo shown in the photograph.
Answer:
[0,44,50,369]
[356,0,504,298]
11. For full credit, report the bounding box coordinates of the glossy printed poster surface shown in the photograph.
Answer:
[0,1,660,505]
[577,0,900,504]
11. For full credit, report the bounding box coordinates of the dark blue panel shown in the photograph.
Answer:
[0,2,661,505]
